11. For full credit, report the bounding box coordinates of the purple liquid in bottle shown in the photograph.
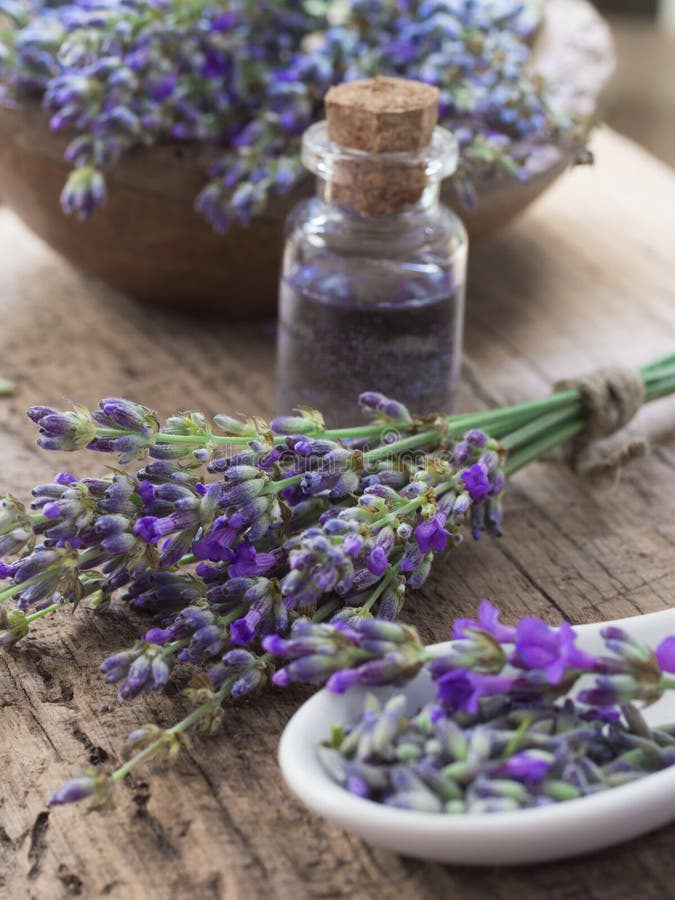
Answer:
[277,253,465,427]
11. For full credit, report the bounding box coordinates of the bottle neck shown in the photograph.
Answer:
[302,122,457,219]
[314,177,442,218]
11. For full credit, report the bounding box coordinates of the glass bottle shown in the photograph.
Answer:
[276,77,468,428]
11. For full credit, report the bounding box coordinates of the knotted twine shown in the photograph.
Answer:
[554,366,648,479]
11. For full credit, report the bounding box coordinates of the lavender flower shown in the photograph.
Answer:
[0,0,586,228]
[264,618,426,691]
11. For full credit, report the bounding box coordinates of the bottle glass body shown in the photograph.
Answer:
[276,124,468,427]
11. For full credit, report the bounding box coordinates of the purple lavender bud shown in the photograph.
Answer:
[343,533,364,556]
[497,752,552,784]
[452,599,516,643]
[272,668,292,688]
[50,774,101,806]
[98,398,156,431]
[330,470,361,499]
[0,561,18,579]
[221,479,266,507]
[452,441,471,465]
[346,774,370,798]
[313,565,338,591]
[95,514,131,535]
[222,649,255,668]
[228,544,277,577]
[485,499,503,537]
[374,526,395,554]
[453,493,471,516]
[270,415,318,435]
[155,484,195,503]
[27,406,58,424]
[578,676,640,707]
[142,627,173,645]
[230,668,265,698]
[230,617,256,645]
[261,634,289,656]
[176,607,214,635]
[408,555,432,590]
[465,429,489,448]
[149,656,170,691]
[396,522,413,541]
[366,546,388,577]
[119,654,151,700]
[326,668,362,693]
[415,515,450,555]
[228,496,270,529]
[461,464,491,501]
[224,465,261,484]
[100,531,137,555]
[192,625,223,654]
[358,393,412,424]
[377,582,404,621]
[133,516,159,543]
[657,636,675,674]
[137,481,155,505]
[513,618,596,684]
[471,502,486,541]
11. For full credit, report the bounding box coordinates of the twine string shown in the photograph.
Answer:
[554,366,648,478]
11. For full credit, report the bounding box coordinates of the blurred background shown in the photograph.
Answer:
[596,0,675,167]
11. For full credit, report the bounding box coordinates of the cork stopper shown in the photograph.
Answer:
[321,76,442,216]
[325,76,440,154]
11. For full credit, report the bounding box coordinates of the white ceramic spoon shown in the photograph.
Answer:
[279,607,675,865]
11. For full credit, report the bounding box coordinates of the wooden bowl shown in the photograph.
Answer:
[0,0,613,315]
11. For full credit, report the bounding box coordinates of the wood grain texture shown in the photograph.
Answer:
[1,128,675,899]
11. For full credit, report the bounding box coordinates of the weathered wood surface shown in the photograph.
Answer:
[1,127,675,899]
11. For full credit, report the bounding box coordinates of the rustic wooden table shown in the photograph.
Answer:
[1,128,675,900]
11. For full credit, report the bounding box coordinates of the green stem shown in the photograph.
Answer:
[640,352,675,374]
[218,603,248,627]
[263,474,302,495]
[362,563,402,614]
[501,406,582,451]
[363,429,440,462]
[96,427,255,447]
[0,574,43,606]
[110,690,226,783]
[28,514,49,527]
[160,637,190,657]
[370,496,425,530]
[323,424,395,440]
[447,390,578,433]
[505,421,583,475]
[25,601,62,624]
[646,374,675,402]
[313,598,342,622]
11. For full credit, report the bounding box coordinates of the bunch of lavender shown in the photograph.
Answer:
[0,0,584,229]
[1,352,674,806]
[269,602,675,813]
